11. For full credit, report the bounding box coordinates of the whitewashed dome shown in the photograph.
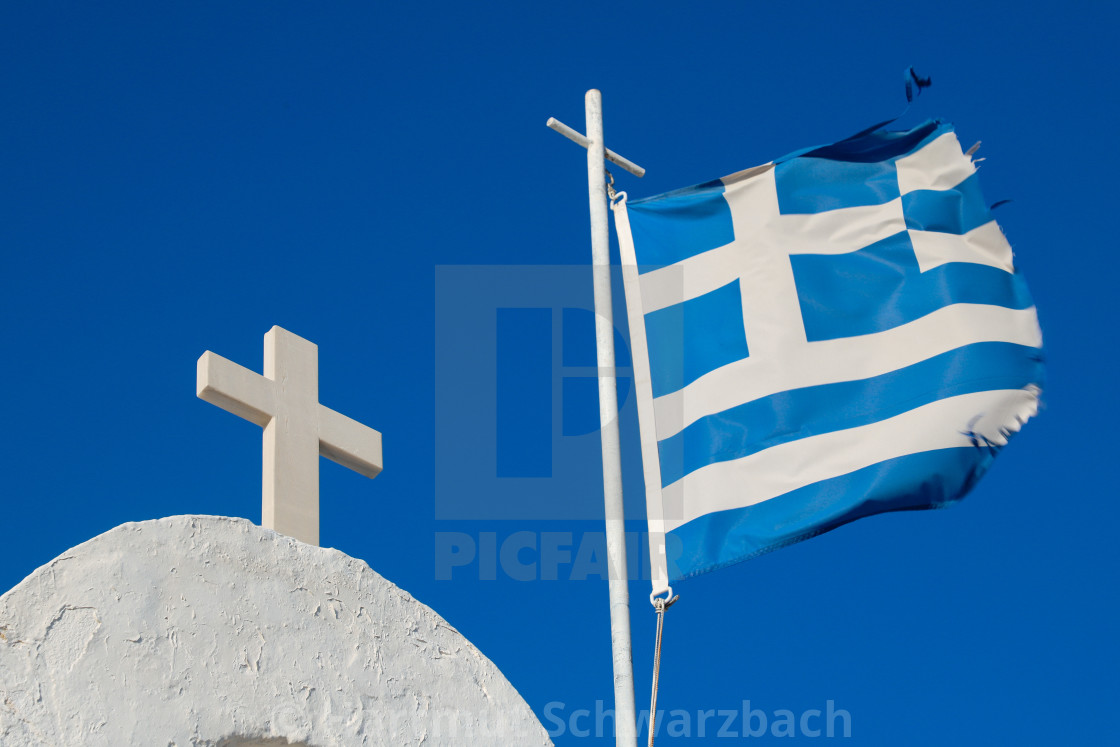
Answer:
[0,515,551,746]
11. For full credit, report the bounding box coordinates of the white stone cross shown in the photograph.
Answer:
[196,326,383,546]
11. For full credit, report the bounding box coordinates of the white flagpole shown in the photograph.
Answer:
[548,89,642,747]
[585,88,638,747]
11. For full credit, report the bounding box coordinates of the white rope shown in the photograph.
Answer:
[647,593,679,747]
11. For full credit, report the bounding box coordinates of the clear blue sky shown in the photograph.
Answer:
[2,2,1116,743]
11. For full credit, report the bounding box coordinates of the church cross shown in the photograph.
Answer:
[196,326,383,546]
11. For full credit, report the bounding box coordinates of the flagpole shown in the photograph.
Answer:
[547,89,643,745]
[584,88,638,747]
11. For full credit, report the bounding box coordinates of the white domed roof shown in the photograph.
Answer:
[0,515,550,746]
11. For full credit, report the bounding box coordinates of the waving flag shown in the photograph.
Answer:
[612,120,1044,596]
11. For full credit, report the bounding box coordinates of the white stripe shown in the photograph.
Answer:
[910,221,1015,273]
[613,198,672,597]
[779,199,905,256]
[895,131,975,194]
[660,388,1038,532]
[652,303,1042,441]
[637,241,731,314]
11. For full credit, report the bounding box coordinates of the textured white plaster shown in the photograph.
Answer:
[0,516,550,746]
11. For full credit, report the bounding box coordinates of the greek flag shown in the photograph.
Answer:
[612,120,1044,596]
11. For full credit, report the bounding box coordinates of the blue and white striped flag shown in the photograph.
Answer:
[612,120,1044,597]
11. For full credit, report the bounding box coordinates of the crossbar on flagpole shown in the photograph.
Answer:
[547,90,643,747]
[547,117,646,178]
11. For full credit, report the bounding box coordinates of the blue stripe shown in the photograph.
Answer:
[775,157,900,214]
[657,342,1043,487]
[903,173,992,235]
[644,279,749,398]
[666,447,993,581]
[791,230,1035,342]
[627,181,734,271]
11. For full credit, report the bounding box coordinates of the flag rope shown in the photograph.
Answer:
[647,593,679,747]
